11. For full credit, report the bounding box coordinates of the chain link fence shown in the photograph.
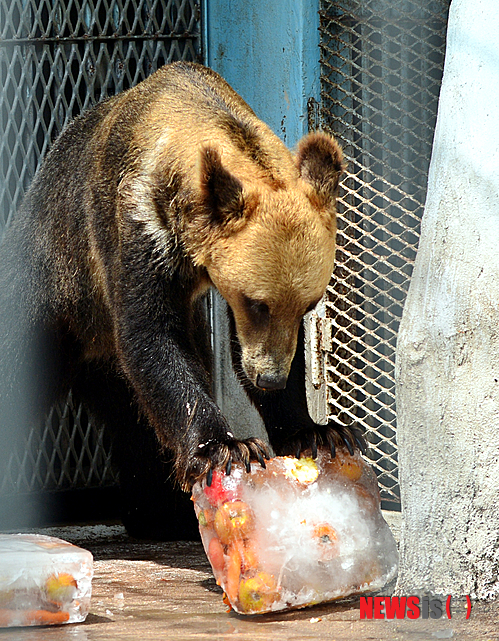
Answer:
[319,0,451,508]
[0,0,201,507]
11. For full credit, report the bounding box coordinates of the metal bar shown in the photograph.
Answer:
[0,33,199,46]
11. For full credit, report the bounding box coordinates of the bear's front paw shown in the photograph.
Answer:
[183,436,271,490]
[277,422,366,460]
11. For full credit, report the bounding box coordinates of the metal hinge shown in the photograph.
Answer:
[305,303,331,425]
[308,313,333,389]
[307,97,320,132]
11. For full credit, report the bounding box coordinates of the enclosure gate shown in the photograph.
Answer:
[319,0,450,509]
[1,0,451,521]
[0,0,201,521]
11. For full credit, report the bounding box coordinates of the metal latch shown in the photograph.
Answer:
[307,311,333,389]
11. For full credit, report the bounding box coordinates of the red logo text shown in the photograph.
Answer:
[360,595,471,620]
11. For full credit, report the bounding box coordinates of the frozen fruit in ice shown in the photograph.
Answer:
[238,572,279,613]
[204,470,237,506]
[198,508,215,528]
[214,500,254,544]
[240,540,259,573]
[282,457,319,484]
[329,451,363,481]
[0,534,93,627]
[353,483,380,513]
[45,573,77,604]
[312,523,339,561]
[222,591,233,612]
[0,590,14,608]
[228,538,260,573]
[0,609,71,626]
[208,537,225,577]
[191,448,399,615]
[226,543,242,603]
[358,559,382,587]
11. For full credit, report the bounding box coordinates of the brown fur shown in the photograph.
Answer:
[0,62,360,537]
[106,69,344,389]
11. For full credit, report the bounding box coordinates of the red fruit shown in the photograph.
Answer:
[204,470,237,506]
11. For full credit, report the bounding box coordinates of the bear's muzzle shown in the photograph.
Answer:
[255,372,287,391]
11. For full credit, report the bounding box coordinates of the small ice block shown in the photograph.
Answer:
[0,533,93,627]
[192,448,398,615]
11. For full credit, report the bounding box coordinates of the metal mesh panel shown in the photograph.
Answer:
[1,0,200,229]
[319,0,450,507]
[0,393,116,494]
[0,0,200,497]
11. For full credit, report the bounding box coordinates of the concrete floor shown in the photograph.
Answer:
[1,520,498,641]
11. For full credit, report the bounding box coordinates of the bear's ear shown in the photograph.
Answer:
[296,132,345,205]
[199,145,245,225]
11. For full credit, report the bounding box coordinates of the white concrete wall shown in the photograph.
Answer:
[395,0,499,598]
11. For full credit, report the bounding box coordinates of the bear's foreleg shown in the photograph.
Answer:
[109,222,269,489]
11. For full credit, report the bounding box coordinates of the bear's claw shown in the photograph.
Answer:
[280,422,366,461]
[185,436,270,490]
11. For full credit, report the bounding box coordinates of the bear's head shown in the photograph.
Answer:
[192,132,344,391]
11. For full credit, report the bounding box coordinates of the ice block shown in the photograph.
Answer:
[0,533,93,627]
[192,448,398,615]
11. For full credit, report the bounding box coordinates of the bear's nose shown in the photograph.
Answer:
[256,373,287,391]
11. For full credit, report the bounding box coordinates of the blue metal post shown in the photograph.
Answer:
[203,0,320,148]
[203,1,322,437]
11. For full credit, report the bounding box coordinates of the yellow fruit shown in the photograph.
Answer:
[282,457,319,484]
[326,450,364,481]
[45,573,77,604]
[238,572,279,613]
[214,500,254,544]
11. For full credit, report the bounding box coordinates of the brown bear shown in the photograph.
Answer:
[0,62,364,537]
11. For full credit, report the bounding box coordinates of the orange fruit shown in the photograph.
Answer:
[312,523,340,561]
[225,543,242,604]
[214,500,254,545]
[208,536,225,576]
[329,451,363,481]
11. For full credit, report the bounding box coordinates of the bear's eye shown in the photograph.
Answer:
[242,295,270,325]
